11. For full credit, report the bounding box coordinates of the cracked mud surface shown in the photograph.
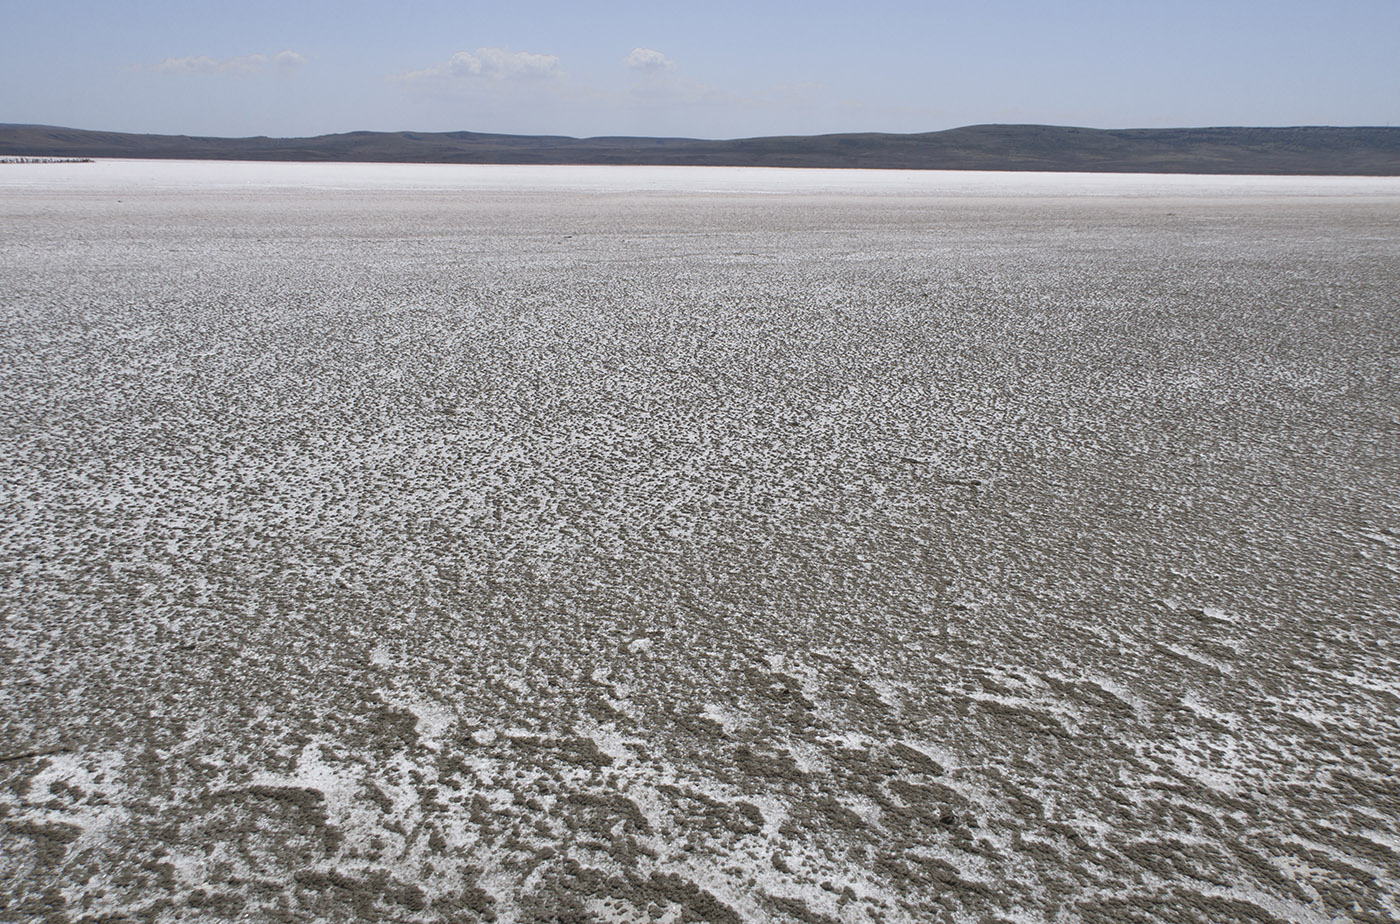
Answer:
[2,163,1398,923]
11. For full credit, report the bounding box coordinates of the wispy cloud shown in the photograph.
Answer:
[624,47,674,72]
[385,45,849,137]
[394,48,562,83]
[141,51,306,76]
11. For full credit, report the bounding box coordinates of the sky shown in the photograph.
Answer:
[3,0,1398,139]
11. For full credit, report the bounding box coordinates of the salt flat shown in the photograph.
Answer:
[6,157,1400,195]
[2,162,1398,923]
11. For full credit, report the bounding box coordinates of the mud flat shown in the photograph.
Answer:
[2,162,1398,923]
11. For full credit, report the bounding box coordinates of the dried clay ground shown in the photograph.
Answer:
[1,163,1398,924]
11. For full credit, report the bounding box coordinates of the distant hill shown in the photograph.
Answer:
[2,123,1398,175]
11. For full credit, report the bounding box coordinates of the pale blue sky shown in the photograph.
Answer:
[3,0,1397,138]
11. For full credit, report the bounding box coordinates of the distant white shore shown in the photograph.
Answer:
[4,158,1400,198]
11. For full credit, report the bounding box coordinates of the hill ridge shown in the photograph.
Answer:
[2,122,1398,175]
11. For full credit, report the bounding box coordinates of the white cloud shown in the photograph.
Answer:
[144,51,305,76]
[395,48,562,82]
[271,51,307,71]
[624,47,674,72]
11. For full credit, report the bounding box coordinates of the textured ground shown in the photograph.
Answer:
[1,163,1398,924]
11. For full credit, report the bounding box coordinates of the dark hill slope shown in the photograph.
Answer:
[3,123,1398,175]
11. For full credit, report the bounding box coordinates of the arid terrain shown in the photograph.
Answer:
[5,124,1400,175]
[2,162,1398,923]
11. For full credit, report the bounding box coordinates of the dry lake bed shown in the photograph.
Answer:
[1,162,1398,923]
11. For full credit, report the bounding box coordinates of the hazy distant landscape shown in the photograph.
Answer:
[4,123,1400,175]
[2,162,1398,923]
